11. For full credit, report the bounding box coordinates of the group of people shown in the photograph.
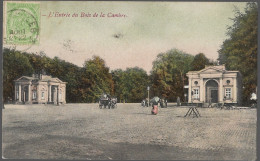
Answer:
[141,98,167,108]
[150,97,167,115]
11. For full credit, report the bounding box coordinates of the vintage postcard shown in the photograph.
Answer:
[2,1,257,160]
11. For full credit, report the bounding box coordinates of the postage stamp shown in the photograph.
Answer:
[5,2,40,45]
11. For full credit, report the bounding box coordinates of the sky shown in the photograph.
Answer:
[3,1,247,73]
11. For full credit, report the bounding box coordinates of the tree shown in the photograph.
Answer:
[79,56,114,103]
[191,53,210,71]
[3,49,116,103]
[218,2,257,104]
[25,53,82,103]
[151,49,194,101]
[3,48,34,102]
[26,52,49,75]
[112,67,149,103]
[58,62,81,103]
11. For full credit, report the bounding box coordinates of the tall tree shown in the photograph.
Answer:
[3,48,34,102]
[151,49,194,101]
[79,56,114,103]
[218,2,257,104]
[191,53,210,71]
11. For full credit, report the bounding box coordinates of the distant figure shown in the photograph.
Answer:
[251,93,257,101]
[141,99,146,107]
[160,99,164,108]
[165,99,168,108]
[250,92,257,108]
[177,97,181,106]
[151,100,159,115]
[110,97,117,109]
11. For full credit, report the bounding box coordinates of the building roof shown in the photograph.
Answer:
[187,65,240,75]
[14,74,67,83]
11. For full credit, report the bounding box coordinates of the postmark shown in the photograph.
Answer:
[5,2,40,45]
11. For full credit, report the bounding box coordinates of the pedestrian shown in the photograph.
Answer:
[160,99,164,108]
[141,99,145,107]
[151,100,159,115]
[165,99,167,108]
[177,97,181,106]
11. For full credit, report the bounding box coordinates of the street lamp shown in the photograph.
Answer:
[147,86,150,106]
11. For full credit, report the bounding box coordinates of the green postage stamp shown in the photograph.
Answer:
[5,2,40,45]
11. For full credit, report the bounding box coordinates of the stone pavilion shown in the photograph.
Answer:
[14,74,67,105]
[186,65,242,105]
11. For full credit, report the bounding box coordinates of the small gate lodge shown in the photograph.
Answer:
[14,74,67,104]
[186,65,242,106]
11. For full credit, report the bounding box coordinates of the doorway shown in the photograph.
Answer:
[205,80,218,103]
[211,89,218,103]
[22,86,28,103]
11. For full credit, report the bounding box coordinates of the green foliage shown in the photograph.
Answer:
[218,2,257,104]
[112,67,149,103]
[191,53,210,71]
[79,56,114,103]
[24,52,83,103]
[3,48,134,103]
[3,48,85,103]
[151,49,194,101]
[3,48,34,102]
[4,47,213,104]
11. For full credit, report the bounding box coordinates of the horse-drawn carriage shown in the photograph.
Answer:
[110,97,117,109]
[99,94,117,109]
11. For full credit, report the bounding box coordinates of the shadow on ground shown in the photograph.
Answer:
[3,134,252,160]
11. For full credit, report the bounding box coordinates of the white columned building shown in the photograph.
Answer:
[186,65,242,105]
[14,74,67,104]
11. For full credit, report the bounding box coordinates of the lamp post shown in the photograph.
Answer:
[147,86,150,106]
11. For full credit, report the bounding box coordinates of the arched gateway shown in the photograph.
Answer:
[205,80,218,103]
[186,65,242,106]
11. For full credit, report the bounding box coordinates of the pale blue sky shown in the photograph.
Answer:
[4,1,247,73]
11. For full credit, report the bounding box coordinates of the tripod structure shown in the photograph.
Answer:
[184,102,201,118]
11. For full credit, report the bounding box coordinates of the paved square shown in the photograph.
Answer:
[2,103,256,160]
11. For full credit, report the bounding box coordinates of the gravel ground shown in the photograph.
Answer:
[2,103,257,160]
